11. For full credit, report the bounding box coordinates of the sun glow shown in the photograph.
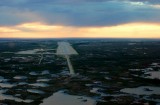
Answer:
[0,27,20,33]
[16,23,63,31]
[0,22,160,38]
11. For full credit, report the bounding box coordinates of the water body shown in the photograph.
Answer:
[0,76,9,82]
[0,82,16,88]
[0,89,33,103]
[16,49,42,54]
[144,71,160,80]
[90,88,106,96]
[27,89,45,94]
[29,83,49,87]
[13,76,27,80]
[40,90,96,105]
[120,86,160,95]
[41,70,50,75]
[29,71,39,76]
[37,79,51,82]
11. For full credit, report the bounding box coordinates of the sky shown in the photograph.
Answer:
[0,0,160,38]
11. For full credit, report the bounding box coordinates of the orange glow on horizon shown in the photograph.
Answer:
[0,22,160,39]
[16,22,63,31]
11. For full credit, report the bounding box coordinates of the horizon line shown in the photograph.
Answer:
[0,37,160,40]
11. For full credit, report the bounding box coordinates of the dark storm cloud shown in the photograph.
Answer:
[46,1,160,26]
[0,0,160,26]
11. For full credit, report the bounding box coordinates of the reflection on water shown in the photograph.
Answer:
[0,89,33,103]
[0,76,9,82]
[0,82,16,88]
[18,82,28,85]
[120,86,160,95]
[41,70,50,75]
[40,90,96,105]
[13,76,27,80]
[90,88,106,96]
[27,89,45,94]
[29,83,49,87]
[37,79,51,82]
[16,49,42,54]
[29,71,39,76]
[144,71,160,80]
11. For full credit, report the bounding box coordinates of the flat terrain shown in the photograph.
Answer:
[0,39,160,105]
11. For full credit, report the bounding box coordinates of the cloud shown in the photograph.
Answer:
[0,0,160,27]
[16,22,63,32]
[0,27,20,33]
[128,0,160,4]
[0,6,45,26]
[32,0,160,26]
[1,22,160,38]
